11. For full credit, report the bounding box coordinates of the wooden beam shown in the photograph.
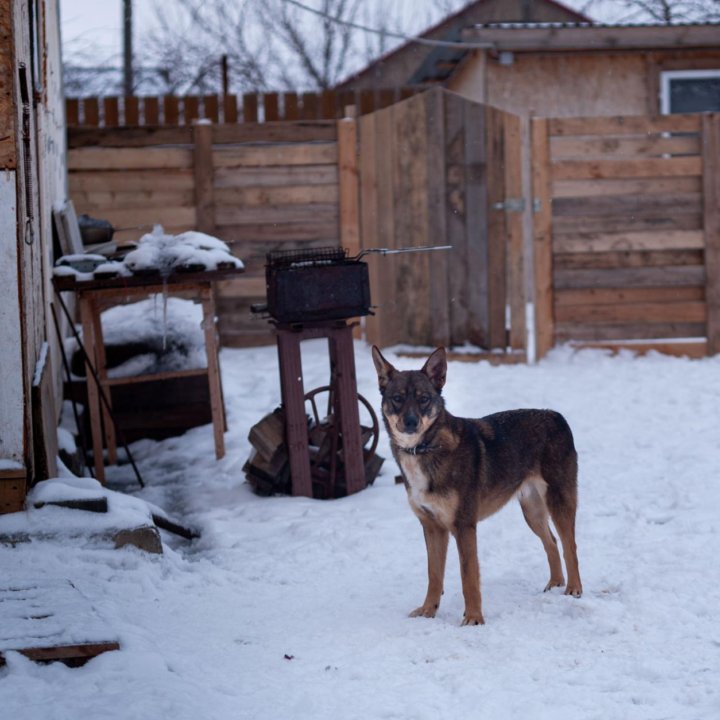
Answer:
[531,117,554,360]
[192,121,215,235]
[337,117,360,258]
[702,113,720,355]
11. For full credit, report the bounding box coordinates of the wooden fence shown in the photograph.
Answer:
[532,112,720,358]
[66,88,420,128]
[359,88,526,356]
[68,119,357,347]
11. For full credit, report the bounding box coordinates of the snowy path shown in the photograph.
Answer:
[1,342,719,719]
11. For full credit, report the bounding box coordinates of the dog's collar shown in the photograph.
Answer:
[399,442,436,456]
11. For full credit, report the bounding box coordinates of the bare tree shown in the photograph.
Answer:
[576,0,720,23]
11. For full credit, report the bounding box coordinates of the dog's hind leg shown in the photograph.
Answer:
[518,477,565,592]
[409,519,449,619]
[544,465,583,598]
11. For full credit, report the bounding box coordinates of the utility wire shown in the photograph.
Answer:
[282,0,495,49]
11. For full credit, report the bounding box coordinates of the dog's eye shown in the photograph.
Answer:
[418,394,430,405]
[391,394,404,404]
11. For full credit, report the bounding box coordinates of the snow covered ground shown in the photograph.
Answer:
[1,340,719,719]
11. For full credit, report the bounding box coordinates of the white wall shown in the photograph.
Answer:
[0,171,25,463]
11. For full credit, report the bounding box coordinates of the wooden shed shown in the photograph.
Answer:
[1,0,66,509]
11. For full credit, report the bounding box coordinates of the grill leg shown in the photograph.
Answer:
[276,330,313,497]
[329,326,365,496]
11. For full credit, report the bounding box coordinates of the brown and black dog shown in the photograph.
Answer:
[372,346,582,626]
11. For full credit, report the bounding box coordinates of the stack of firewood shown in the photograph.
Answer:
[244,408,384,499]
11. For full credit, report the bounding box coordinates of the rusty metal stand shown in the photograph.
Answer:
[275,320,365,498]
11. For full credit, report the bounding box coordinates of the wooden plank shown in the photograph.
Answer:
[68,126,193,148]
[214,276,267,298]
[463,98,489,348]
[212,121,336,144]
[124,96,139,126]
[223,94,238,123]
[503,111,526,352]
[84,206,195,230]
[358,112,381,347]
[184,95,200,124]
[532,117,554,359]
[72,189,195,211]
[554,265,705,290]
[554,286,705,307]
[550,133,700,159]
[703,113,720,355]
[552,193,702,218]
[31,345,58,481]
[144,96,159,125]
[486,107,507,350]
[425,89,450,347]
[320,90,336,119]
[242,93,258,122]
[164,95,179,125]
[555,322,705,342]
[555,301,706,324]
[301,92,318,120]
[552,229,705,254]
[213,164,337,188]
[0,642,121,667]
[69,169,194,192]
[213,184,338,207]
[84,97,99,127]
[212,143,337,168]
[554,249,703,271]
[193,121,215,234]
[552,176,702,199]
[552,156,701,181]
[359,89,375,116]
[375,105,400,347]
[218,220,338,242]
[283,92,299,120]
[201,289,225,459]
[68,147,193,170]
[0,469,26,514]
[66,98,79,126]
[263,93,279,121]
[443,92,469,345]
[103,97,119,127]
[203,94,219,122]
[393,94,431,345]
[214,203,338,226]
[548,114,701,137]
[337,117,360,259]
[553,212,701,237]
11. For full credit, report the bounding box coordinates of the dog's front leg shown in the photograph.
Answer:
[409,519,449,619]
[455,524,485,626]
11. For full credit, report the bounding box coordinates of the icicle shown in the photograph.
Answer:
[161,279,169,352]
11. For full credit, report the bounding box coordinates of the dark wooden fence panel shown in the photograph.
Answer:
[66,88,421,128]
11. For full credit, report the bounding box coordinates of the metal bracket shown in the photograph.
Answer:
[492,197,525,213]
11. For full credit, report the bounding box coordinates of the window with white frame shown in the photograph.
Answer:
[660,69,720,114]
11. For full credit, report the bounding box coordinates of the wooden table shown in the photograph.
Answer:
[54,268,243,482]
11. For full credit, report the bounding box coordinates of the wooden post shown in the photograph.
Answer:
[702,113,720,355]
[276,329,313,497]
[200,287,225,459]
[192,120,215,235]
[503,112,527,352]
[531,117,554,360]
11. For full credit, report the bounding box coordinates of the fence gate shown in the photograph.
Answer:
[358,87,526,356]
[532,113,720,358]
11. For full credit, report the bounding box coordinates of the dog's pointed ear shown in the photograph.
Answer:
[422,347,447,392]
[372,345,396,393]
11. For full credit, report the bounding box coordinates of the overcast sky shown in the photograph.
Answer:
[60,0,633,68]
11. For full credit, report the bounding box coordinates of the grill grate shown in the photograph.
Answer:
[266,247,348,269]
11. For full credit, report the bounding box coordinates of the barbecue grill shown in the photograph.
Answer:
[263,247,371,324]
